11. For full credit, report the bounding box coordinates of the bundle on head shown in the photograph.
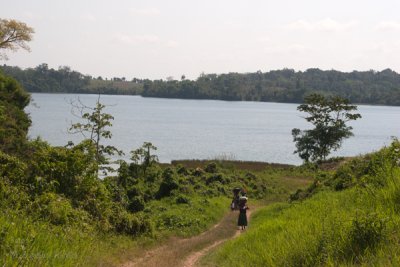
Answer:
[239,196,247,206]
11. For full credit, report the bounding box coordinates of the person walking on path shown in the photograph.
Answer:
[237,196,249,230]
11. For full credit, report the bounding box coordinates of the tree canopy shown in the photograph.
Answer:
[0,18,34,60]
[292,94,361,162]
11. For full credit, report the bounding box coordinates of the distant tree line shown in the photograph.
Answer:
[0,64,143,95]
[2,64,400,105]
[143,69,400,105]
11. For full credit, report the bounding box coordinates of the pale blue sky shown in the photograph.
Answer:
[2,0,400,79]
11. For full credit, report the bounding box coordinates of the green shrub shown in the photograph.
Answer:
[112,208,152,236]
[176,164,189,175]
[156,168,179,199]
[0,151,27,184]
[206,173,225,185]
[332,166,354,190]
[128,196,145,212]
[346,212,387,260]
[175,195,191,204]
[0,181,30,210]
[192,167,204,176]
[127,186,142,199]
[30,192,88,226]
[205,162,217,173]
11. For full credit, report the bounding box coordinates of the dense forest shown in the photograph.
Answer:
[2,64,400,105]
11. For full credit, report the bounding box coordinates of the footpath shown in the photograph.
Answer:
[121,209,253,267]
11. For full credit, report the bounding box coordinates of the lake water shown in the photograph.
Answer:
[26,93,400,165]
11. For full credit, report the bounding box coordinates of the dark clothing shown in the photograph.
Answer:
[237,207,248,226]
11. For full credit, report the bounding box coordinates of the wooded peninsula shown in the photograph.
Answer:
[2,64,400,105]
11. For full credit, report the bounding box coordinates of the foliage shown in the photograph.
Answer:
[292,94,361,162]
[0,71,31,154]
[130,142,158,176]
[0,18,34,60]
[156,167,179,199]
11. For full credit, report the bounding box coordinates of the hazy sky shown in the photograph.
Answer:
[2,0,400,80]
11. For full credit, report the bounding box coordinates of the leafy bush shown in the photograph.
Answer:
[175,195,191,204]
[156,168,179,199]
[346,212,387,259]
[112,208,152,235]
[332,165,354,190]
[128,196,145,212]
[30,192,86,225]
[205,162,217,173]
[0,151,27,184]
[176,164,189,175]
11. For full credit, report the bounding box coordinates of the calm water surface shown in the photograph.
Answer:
[26,93,400,165]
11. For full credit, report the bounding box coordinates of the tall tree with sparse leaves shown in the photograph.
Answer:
[69,96,123,174]
[292,93,361,162]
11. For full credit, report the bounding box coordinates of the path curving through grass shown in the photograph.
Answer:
[120,209,253,267]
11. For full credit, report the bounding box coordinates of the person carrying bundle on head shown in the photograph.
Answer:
[231,187,241,210]
[237,191,249,230]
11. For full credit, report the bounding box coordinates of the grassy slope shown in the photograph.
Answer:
[203,143,400,266]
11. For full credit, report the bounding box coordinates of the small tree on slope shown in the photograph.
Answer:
[292,93,361,163]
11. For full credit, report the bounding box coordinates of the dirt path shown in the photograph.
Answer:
[182,209,252,267]
[121,209,253,267]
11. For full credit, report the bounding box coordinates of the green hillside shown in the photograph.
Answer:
[203,140,400,266]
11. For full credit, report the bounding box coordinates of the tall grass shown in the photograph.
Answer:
[205,189,400,266]
[204,142,400,266]
[0,211,97,266]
